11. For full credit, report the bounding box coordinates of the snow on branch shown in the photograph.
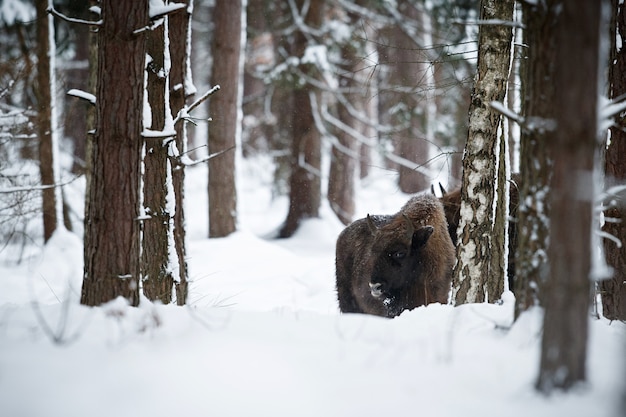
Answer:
[67,89,96,105]
[173,146,235,169]
[452,19,525,29]
[173,85,220,125]
[47,6,102,26]
[490,101,557,133]
[134,2,186,34]
[0,175,81,194]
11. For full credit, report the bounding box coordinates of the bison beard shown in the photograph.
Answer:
[335,194,455,318]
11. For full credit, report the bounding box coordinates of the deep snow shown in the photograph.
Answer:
[0,158,624,417]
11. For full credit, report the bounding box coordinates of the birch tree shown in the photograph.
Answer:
[536,0,600,393]
[81,1,147,306]
[452,0,514,304]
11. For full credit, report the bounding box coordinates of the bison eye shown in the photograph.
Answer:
[389,250,406,260]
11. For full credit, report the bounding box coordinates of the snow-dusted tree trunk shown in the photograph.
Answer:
[169,0,194,306]
[81,0,147,307]
[452,0,514,304]
[208,0,243,238]
[36,0,62,242]
[327,5,369,225]
[142,8,175,304]
[279,0,325,238]
[513,0,558,317]
[601,0,626,321]
[536,0,600,393]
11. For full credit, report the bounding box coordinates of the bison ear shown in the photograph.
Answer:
[366,214,378,235]
[411,225,434,249]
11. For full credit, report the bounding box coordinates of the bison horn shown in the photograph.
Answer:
[366,214,378,235]
[402,214,414,243]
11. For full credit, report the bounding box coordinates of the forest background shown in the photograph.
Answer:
[0,0,625,414]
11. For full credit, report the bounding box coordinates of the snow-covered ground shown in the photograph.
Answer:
[0,158,623,417]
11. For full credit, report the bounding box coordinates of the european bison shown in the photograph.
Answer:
[335,194,455,318]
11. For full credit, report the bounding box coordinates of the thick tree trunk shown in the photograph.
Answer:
[279,0,324,238]
[35,0,61,243]
[536,0,599,394]
[81,0,147,307]
[142,13,174,304]
[452,0,514,304]
[602,0,626,321]
[169,0,193,306]
[208,0,243,238]
[514,0,558,317]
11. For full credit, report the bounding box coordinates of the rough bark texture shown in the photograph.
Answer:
[81,0,147,307]
[327,6,368,225]
[279,0,324,238]
[35,0,59,243]
[452,0,514,304]
[208,0,242,238]
[377,1,430,193]
[169,0,192,306]
[142,17,174,304]
[536,0,599,394]
[514,0,557,318]
[602,0,626,321]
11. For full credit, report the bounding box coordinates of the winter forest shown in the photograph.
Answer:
[0,0,625,415]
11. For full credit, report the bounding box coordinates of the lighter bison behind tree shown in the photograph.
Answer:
[335,194,455,318]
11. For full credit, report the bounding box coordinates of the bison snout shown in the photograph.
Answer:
[369,282,384,298]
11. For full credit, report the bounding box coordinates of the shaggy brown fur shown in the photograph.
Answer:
[335,194,455,318]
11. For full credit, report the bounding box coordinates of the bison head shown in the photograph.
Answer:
[366,213,434,310]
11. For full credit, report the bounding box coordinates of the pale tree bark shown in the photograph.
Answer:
[279,0,324,238]
[536,0,600,394]
[169,0,193,306]
[81,0,147,306]
[36,0,62,243]
[142,10,175,304]
[601,0,626,321]
[514,0,558,318]
[208,0,243,238]
[453,0,514,304]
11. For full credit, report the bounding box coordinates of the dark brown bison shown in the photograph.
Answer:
[438,174,520,290]
[335,194,455,318]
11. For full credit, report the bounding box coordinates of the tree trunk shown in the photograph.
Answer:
[536,0,599,394]
[452,0,514,304]
[169,0,193,306]
[208,0,243,238]
[35,0,61,243]
[81,0,147,307]
[278,0,324,238]
[142,11,175,304]
[601,0,626,321]
[514,0,558,318]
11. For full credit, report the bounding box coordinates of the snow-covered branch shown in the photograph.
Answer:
[47,6,102,26]
[0,175,81,194]
[67,89,96,105]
